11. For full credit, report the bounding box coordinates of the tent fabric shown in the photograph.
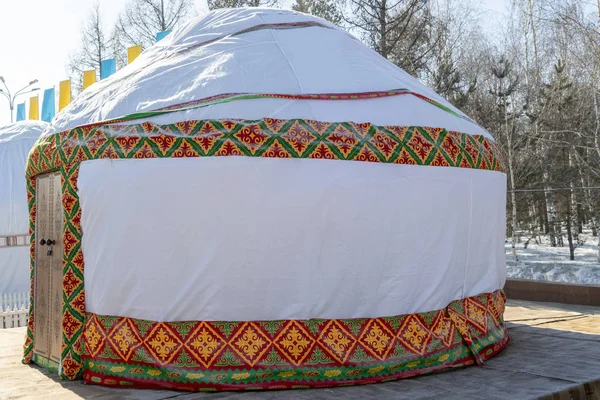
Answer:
[80,157,506,322]
[0,121,48,293]
[24,118,508,387]
[23,8,508,390]
[44,8,492,139]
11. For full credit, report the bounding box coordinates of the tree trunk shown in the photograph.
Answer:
[379,0,387,58]
[565,190,575,260]
[594,87,600,160]
[160,0,167,31]
[508,137,518,262]
[577,203,583,234]
[538,196,545,232]
[597,221,600,263]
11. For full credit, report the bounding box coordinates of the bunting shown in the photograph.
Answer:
[156,30,171,41]
[59,80,71,111]
[100,59,116,80]
[28,96,39,120]
[128,45,142,64]
[83,70,96,90]
[16,103,25,121]
[41,88,55,122]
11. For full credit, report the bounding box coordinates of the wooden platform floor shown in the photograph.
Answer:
[1,300,600,400]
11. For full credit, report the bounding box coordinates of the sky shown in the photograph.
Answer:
[0,0,508,126]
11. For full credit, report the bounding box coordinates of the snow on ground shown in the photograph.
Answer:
[506,231,600,285]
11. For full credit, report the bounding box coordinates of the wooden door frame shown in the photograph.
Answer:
[32,172,63,369]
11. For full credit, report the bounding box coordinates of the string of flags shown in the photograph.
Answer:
[16,30,171,123]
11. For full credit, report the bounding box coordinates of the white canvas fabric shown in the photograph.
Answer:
[0,121,48,293]
[79,157,506,322]
[43,8,492,139]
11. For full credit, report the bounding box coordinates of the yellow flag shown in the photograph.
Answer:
[29,96,39,120]
[83,70,96,90]
[128,45,142,64]
[59,80,71,111]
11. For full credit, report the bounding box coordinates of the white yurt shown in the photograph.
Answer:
[24,8,508,391]
[0,121,48,295]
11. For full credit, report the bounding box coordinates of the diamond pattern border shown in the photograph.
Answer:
[74,290,508,390]
[358,319,396,360]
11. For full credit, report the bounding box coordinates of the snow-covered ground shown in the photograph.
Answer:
[506,231,600,285]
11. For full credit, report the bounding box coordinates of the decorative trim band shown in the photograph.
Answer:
[26,120,503,179]
[81,291,508,391]
[0,234,30,248]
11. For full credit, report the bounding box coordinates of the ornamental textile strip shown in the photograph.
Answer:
[81,290,508,391]
[0,234,30,248]
[74,89,479,132]
[26,121,504,179]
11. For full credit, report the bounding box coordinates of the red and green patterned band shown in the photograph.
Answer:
[27,119,502,178]
[82,291,508,391]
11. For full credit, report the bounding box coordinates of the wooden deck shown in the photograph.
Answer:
[1,300,599,400]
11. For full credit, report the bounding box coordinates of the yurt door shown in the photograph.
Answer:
[33,172,64,364]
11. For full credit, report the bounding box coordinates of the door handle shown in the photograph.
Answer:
[47,240,56,245]
[39,239,46,245]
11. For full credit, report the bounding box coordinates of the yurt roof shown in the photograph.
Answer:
[0,121,48,143]
[45,8,491,140]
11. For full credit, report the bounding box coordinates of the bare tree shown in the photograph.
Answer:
[423,0,483,106]
[292,0,344,24]
[115,0,194,50]
[489,56,523,262]
[344,0,435,75]
[67,3,114,94]
[207,0,278,9]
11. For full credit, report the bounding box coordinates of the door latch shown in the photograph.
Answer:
[42,239,55,256]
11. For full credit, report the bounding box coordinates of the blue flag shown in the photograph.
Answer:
[16,103,25,121]
[156,30,171,42]
[41,88,55,122]
[101,59,116,80]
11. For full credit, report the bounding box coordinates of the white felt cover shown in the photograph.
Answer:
[79,157,506,322]
[43,8,492,140]
[0,121,47,293]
